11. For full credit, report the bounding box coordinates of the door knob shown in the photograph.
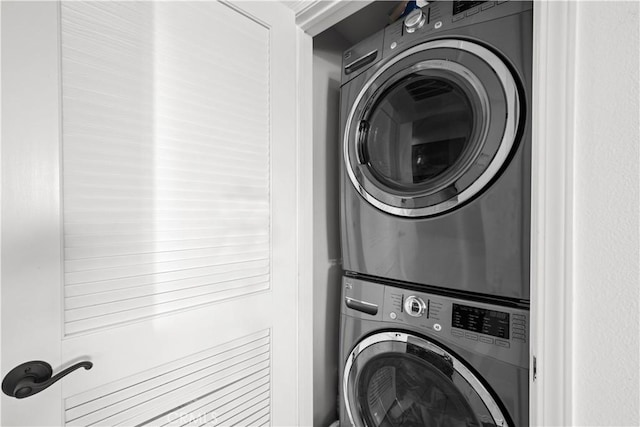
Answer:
[2,360,93,399]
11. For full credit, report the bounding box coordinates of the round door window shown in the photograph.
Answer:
[365,64,487,194]
[344,332,510,427]
[344,39,521,217]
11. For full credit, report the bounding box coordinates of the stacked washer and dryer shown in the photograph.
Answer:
[338,1,532,426]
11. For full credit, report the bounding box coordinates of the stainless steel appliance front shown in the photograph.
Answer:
[339,276,530,426]
[340,1,533,300]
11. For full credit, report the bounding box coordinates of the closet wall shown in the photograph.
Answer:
[311,2,399,424]
[312,28,349,427]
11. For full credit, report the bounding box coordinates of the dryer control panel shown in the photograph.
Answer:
[341,1,533,85]
[342,276,529,368]
[382,1,533,60]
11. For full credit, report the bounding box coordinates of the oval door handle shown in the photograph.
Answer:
[356,120,370,165]
[2,360,93,399]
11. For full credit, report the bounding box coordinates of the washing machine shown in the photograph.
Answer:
[339,276,529,426]
[340,1,533,301]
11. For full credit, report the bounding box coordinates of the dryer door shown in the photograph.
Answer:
[343,331,510,427]
[344,39,520,217]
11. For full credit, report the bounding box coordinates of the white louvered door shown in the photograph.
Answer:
[1,2,298,425]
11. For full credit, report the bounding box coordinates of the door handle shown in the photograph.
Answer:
[356,120,370,165]
[2,360,93,399]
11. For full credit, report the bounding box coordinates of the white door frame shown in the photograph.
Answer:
[529,2,577,426]
[293,1,579,426]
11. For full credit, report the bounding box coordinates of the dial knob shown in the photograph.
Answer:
[404,296,427,317]
[404,9,426,33]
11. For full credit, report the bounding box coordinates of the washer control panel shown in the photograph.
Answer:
[342,276,529,368]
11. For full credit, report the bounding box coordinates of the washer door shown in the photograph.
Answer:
[343,332,509,427]
[344,39,520,217]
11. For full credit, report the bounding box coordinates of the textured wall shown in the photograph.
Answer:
[572,2,640,425]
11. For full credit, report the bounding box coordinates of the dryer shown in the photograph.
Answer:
[340,1,533,301]
[339,276,529,426]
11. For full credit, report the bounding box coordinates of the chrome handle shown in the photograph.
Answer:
[356,120,369,165]
[345,296,378,316]
[2,360,93,399]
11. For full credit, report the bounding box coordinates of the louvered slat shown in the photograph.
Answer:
[150,374,270,427]
[65,243,270,271]
[65,282,268,335]
[65,259,270,298]
[65,330,271,427]
[60,1,271,335]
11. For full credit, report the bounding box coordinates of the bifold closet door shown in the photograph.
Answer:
[1,2,298,425]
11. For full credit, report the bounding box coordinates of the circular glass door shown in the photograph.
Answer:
[343,332,509,427]
[344,39,521,217]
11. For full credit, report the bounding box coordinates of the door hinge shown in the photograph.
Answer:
[532,356,537,382]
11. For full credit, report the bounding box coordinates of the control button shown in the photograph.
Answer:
[513,337,527,343]
[390,42,397,50]
[452,14,464,22]
[495,339,510,348]
[466,6,479,16]
[452,329,464,337]
[465,332,478,341]
[390,312,397,320]
[513,319,526,325]
[479,336,494,344]
[404,296,427,317]
[512,314,525,319]
[512,332,526,339]
[481,2,495,10]
[433,323,442,332]
[404,9,426,33]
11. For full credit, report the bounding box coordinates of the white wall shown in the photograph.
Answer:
[572,2,639,425]
[312,29,349,427]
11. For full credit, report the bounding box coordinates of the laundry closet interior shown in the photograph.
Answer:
[312,1,532,425]
[311,6,389,424]
[312,5,396,424]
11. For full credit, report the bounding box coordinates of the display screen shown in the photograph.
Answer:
[452,1,486,15]
[452,304,509,339]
